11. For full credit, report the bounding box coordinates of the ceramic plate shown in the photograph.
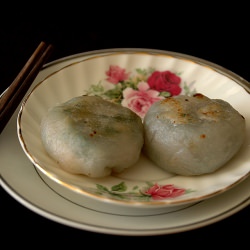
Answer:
[1,48,250,235]
[16,49,250,215]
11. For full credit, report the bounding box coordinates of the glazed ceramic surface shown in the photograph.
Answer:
[1,49,249,235]
[17,50,250,212]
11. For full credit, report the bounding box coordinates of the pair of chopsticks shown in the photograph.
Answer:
[0,41,54,134]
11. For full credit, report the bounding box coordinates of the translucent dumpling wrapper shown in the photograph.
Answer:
[143,93,246,176]
[41,95,144,178]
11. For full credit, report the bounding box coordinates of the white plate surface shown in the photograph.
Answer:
[16,49,250,214]
[1,48,250,235]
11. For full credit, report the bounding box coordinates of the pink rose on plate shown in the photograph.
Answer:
[147,70,182,96]
[144,183,186,200]
[121,81,164,118]
[105,65,130,84]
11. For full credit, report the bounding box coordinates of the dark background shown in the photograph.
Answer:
[1,15,249,248]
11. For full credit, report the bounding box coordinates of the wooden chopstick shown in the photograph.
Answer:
[0,41,54,134]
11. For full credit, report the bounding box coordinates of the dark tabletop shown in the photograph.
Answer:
[1,19,249,247]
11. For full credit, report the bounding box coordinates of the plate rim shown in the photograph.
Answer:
[1,171,250,236]
[42,48,250,93]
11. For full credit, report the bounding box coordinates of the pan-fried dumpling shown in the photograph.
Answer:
[41,95,144,178]
[143,93,246,176]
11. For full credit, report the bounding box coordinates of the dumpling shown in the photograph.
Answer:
[41,95,144,178]
[143,93,246,176]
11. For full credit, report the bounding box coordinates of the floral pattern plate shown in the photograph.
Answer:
[17,50,250,214]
